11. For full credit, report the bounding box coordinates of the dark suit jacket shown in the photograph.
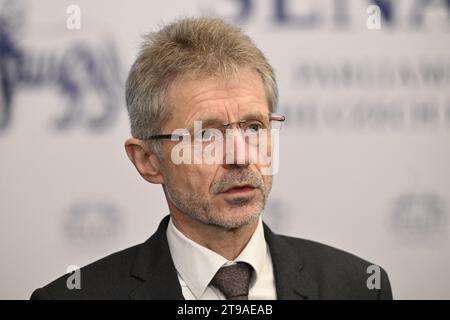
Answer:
[31,215,393,300]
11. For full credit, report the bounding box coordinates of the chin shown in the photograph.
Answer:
[209,206,261,229]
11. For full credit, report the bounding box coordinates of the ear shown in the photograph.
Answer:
[124,138,164,184]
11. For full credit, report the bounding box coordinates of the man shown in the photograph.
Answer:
[31,17,392,300]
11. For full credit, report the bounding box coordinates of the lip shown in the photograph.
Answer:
[222,185,256,195]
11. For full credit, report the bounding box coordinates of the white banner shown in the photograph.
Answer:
[0,0,449,299]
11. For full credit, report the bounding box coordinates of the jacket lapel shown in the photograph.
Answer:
[127,215,318,300]
[129,215,184,300]
[263,223,319,300]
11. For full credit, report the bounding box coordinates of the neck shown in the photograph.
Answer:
[170,210,259,261]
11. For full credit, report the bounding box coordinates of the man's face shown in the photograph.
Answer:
[159,69,273,229]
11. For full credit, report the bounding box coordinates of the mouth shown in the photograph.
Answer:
[222,184,257,195]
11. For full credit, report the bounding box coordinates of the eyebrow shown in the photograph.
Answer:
[186,117,224,132]
[240,112,268,122]
[188,112,269,130]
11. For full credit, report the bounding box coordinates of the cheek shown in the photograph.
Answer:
[262,175,273,189]
[167,163,218,193]
[255,161,270,177]
[192,165,219,194]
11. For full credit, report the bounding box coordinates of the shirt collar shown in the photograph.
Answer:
[166,217,267,299]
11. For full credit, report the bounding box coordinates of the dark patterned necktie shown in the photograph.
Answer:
[210,262,253,300]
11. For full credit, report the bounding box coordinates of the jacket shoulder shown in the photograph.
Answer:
[281,235,375,268]
[276,235,393,299]
[31,244,142,300]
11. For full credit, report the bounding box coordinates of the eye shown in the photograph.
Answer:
[201,129,214,141]
[245,122,264,133]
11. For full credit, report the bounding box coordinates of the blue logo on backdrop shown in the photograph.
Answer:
[62,200,122,246]
[0,1,123,134]
[204,0,450,30]
[390,191,447,239]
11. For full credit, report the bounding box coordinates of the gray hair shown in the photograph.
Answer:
[125,17,278,156]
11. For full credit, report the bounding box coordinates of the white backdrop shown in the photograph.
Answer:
[0,0,449,299]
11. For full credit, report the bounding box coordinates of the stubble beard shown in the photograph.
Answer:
[164,171,273,229]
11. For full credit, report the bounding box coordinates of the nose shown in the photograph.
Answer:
[222,127,251,169]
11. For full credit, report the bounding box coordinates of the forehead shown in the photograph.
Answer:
[165,69,269,125]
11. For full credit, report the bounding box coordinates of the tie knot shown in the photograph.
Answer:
[210,262,253,300]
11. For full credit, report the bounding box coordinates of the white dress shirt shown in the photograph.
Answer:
[166,217,277,300]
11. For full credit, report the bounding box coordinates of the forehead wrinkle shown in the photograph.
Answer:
[186,105,269,130]
[188,94,266,121]
[167,72,268,130]
[186,91,261,113]
[170,77,264,112]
